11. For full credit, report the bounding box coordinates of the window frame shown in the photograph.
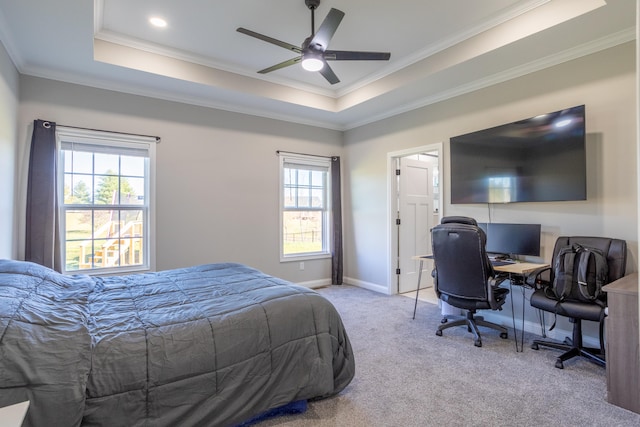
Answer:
[279,153,332,262]
[56,127,156,275]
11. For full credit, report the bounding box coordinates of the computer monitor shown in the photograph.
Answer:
[477,222,541,257]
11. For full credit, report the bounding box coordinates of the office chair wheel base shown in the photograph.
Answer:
[441,318,448,324]
[555,359,564,369]
[436,330,443,336]
[531,343,539,350]
[500,332,508,339]
[474,340,482,347]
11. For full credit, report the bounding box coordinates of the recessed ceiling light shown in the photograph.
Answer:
[149,17,167,28]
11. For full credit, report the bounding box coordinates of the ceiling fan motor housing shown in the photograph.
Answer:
[305,0,321,10]
[302,37,322,53]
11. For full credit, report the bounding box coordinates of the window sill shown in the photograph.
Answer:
[280,253,331,263]
[63,265,151,276]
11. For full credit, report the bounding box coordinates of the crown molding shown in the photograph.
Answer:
[14,22,636,132]
[343,27,636,130]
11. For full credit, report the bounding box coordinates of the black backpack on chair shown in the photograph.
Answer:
[548,243,609,307]
[528,236,626,369]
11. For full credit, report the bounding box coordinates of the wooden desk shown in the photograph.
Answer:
[492,262,548,275]
[602,273,640,414]
[492,261,549,352]
[412,255,433,319]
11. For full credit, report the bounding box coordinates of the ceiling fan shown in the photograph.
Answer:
[236,0,391,85]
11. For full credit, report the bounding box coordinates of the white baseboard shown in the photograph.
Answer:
[295,277,389,293]
[296,278,333,289]
[343,276,391,295]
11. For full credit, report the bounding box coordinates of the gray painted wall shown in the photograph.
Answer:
[15,77,343,283]
[342,42,637,343]
[0,40,18,259]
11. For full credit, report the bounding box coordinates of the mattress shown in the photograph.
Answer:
[0,260,355,426]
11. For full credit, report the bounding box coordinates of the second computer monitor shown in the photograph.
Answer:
[477,222,541,257]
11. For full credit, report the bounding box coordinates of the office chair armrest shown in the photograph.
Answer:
[431,268,440,298]
[488,274,508,288]
[524,266,551,289]
[486,275,509,307]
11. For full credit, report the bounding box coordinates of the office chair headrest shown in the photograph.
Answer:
[440,216,478,226]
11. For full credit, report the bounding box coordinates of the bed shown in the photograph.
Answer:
[0,260,355,427]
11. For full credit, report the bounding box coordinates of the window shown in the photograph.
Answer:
[487,167,518,203]
[57,128,156,274]
[280,154,331,261]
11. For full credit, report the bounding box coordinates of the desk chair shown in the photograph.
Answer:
[431,217,510,347]
[526,236,627,369]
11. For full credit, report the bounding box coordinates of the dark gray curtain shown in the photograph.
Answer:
[331,156,343,285]
[25,119,61,271]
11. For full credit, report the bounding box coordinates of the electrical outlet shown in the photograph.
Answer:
[299,262,305,270]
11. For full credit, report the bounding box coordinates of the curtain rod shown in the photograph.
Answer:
[51,122,161,142]
[276,150,338,160]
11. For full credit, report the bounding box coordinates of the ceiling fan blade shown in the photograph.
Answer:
[258,57,302,74]
[318,62,340,85]
[310,8,345,50]
[237,27,302,54]
[324,50,391,61]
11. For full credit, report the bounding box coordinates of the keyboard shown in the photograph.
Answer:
[491,260,515,267]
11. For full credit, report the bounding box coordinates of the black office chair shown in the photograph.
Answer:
[526,236,627,369]
[431,216,510,347]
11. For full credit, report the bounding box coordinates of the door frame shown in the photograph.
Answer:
[387,143,443,295]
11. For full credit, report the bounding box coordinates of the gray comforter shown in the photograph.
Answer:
[0,260,355,426]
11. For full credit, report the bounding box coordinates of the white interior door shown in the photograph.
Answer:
[398,156,436,293]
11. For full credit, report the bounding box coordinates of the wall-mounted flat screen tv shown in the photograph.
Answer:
[450,105,586,204]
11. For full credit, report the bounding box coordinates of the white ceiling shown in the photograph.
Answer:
[0,0,635,130]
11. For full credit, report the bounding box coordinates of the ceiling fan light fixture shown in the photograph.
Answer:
[301,52,324,71]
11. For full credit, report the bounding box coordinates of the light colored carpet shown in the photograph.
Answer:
[401,286,440,305]
[255,284,640,427]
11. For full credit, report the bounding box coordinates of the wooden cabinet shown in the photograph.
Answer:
[603,273,640,414]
